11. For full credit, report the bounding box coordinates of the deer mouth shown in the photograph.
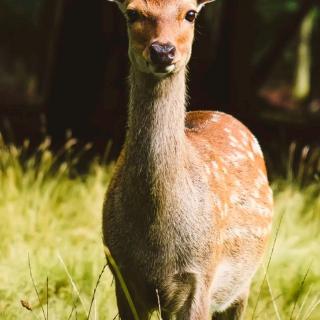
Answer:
[149,62,176,77]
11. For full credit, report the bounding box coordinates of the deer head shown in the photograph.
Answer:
[107,0,214,77]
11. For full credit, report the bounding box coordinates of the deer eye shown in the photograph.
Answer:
[126,10,140,24]
[185,10,197,23]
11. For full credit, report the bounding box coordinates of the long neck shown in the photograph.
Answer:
[125,68,187,182]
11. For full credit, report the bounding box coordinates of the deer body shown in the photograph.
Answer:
[103,1,273,319]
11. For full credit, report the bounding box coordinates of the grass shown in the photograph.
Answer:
[0,136,319,319]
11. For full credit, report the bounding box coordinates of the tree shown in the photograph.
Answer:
[46,0,107,142]
[207,0,256,118]
[293,9,317,101]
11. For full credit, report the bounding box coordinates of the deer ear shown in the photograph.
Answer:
[197,0,215,10]
[106,0,125,10]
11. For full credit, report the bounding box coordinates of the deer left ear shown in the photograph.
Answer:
[197,0,215,10]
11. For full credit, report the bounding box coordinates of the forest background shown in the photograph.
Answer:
[0,0,320,319]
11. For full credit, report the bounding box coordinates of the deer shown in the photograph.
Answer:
[102,0,273,319]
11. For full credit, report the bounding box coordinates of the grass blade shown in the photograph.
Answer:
[87,263,108,320]
[303,296,320,320]
[289,263,312,320]
[265,271,282,320]
[46,276,49,320]
[156,289,162,320]
[28,254,47,320]
[104,245,139,320]
[57,252,89,317]
[67,299,78,320]
[295,286,312,320]
[252,212,284,319]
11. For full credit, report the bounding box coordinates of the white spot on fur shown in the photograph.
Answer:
[220,158,228,166]
[211,114,221,123]
[252,190,260,199]
[239,197,272,217]
[229,141,239,149]
[252,201,272,216]
[258,169,268,184]
[267,188,273,203]
[254,174,267,189]
[256,205,272,217]
[239,130,249,145]
[234,180,241,187]
[223,225,272,240]
[226,152,247,163]
[252,137,263,157]
[229,135,239,145]
[211,161,219,170]
[212,194,223,211]
[213,171,220,179]
[223,203,229,217]
[204,142,215,152]
[230,193,240,204]
[247,151,255,160]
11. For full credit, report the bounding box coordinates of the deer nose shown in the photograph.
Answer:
[150,42,176,66]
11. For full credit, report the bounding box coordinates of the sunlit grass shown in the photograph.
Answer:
[247,180,320,320]
[0,137,319,319]
[0,136,116,319]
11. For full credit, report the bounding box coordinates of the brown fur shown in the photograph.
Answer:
[103,1,273,319]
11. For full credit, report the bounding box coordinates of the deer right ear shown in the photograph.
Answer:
[197,0,215,11]
[106,0,125,9]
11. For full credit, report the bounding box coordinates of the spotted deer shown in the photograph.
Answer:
[102,0,273,319]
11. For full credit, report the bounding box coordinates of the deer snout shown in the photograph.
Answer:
[150,42,176,66]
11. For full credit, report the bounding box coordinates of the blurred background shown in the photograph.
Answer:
[0,0,319,167]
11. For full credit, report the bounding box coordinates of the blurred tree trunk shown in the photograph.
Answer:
[208,0,256,118]
[293,9,316,101]
[311,9,320,105]
[188,5,222,111]
[47,0,107,142]
[40,0,65,106]
[93,4,128,154]
[253,0,317,90]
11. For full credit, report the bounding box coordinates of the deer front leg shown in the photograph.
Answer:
[176,287,212,320]
[212,291,249,320]
[115,281,149,320]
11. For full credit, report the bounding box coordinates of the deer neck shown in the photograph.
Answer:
[125,67,187,183]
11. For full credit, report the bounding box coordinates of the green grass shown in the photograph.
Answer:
[0,137,319,319]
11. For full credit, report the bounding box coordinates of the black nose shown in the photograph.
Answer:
[150,42,176,66]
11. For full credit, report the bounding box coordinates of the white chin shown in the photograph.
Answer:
[152,64,176,77]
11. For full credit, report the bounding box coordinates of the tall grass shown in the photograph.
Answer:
[0,137,319,319]
[247,180,320,320]
[0,136,116,319]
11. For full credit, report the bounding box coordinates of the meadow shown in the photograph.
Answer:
[0,137,319,320]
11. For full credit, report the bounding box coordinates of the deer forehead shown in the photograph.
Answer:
[126,0,198,17]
